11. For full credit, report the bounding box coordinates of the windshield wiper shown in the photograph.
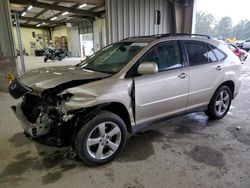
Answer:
[81,67,114,74]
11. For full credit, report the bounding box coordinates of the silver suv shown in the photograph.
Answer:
[9,34,241,166]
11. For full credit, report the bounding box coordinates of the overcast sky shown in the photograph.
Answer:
[196,0,250,25]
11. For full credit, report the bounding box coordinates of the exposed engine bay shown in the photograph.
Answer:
[12,92,74,146]
[8,72,108,147]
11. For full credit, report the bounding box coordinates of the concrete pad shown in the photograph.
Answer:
[0,60,250,188]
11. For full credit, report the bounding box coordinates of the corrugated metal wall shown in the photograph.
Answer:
[106,0,174,43]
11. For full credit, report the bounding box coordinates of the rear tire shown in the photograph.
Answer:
[205,85,232,119]
[75,111,127,166]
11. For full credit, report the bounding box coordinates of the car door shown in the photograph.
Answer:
[184,41,226,111]
[133,41,189,125]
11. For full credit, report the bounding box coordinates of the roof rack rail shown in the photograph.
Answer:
[121,33,211,41]
[121,35,161,41]
[158,33,211,39]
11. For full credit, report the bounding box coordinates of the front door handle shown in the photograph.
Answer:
[178,72,187,79]
[216,65,222,70]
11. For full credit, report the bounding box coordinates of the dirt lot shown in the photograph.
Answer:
[0,60,250,188]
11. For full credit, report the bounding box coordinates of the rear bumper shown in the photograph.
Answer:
[11,104,49,137]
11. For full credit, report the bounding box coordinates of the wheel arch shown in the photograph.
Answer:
[218,80,235,98]
[102,102,132,133]
[206,80,234,119]
[74,102,132,134]
[207,80,235,108]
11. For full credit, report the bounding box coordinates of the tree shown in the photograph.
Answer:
[195,11,215,36]
[231,20,246,39]
[214,17,233,38]
[195,11,250,40]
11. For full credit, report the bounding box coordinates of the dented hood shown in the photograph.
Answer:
[19,65,110,91]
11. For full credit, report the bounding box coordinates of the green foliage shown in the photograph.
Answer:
[214,17,233,38]
[231,20,250,39]
[195,11,250,40]
[195,11,215,36]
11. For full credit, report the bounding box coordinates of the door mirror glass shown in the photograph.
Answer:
[138,61,158,75]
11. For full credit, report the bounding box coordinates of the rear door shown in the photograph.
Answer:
[133,41,189,124]
[184,41,226,111]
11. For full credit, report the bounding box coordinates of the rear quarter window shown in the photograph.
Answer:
[208,44,227,61]
[206,44,217,62]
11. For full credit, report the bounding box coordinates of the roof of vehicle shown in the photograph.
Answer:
[121,33,221,46]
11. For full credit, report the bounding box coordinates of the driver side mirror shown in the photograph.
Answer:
[138,61,158,75]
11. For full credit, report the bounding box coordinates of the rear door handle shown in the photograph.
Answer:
[216,65,222,70]
[178,72,187,79]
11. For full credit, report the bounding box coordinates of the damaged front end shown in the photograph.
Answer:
[8,76,101,147]
[11,91,75,146]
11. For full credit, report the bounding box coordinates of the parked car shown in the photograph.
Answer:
[9,33,241,166]
[237,38,250,51]
[227,43,248,61]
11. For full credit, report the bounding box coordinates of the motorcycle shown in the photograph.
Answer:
[44,48,67,62]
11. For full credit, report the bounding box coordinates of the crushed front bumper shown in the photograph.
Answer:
[11,104,49,138]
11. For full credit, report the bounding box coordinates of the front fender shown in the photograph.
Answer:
[64,96,97,112]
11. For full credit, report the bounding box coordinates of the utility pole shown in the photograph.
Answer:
[14,11,26,72]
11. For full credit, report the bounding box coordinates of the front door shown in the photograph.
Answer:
[133,41,189,125]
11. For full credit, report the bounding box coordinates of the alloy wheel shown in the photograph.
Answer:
[215,90,230,116]
[86,122,121,160]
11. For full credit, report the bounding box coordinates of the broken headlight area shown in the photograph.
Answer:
[9,78,32,99]
[13,92,75,146]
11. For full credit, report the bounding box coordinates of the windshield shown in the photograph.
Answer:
[77,42,148,74]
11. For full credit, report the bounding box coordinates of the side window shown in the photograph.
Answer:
[208,44,227,61]
[140,41,183,72]
[185,42,209,65]
[206,44,217,62]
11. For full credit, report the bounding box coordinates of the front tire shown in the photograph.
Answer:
[75,111,127,166]
[205,85,232,119]
[44,57,48,62]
